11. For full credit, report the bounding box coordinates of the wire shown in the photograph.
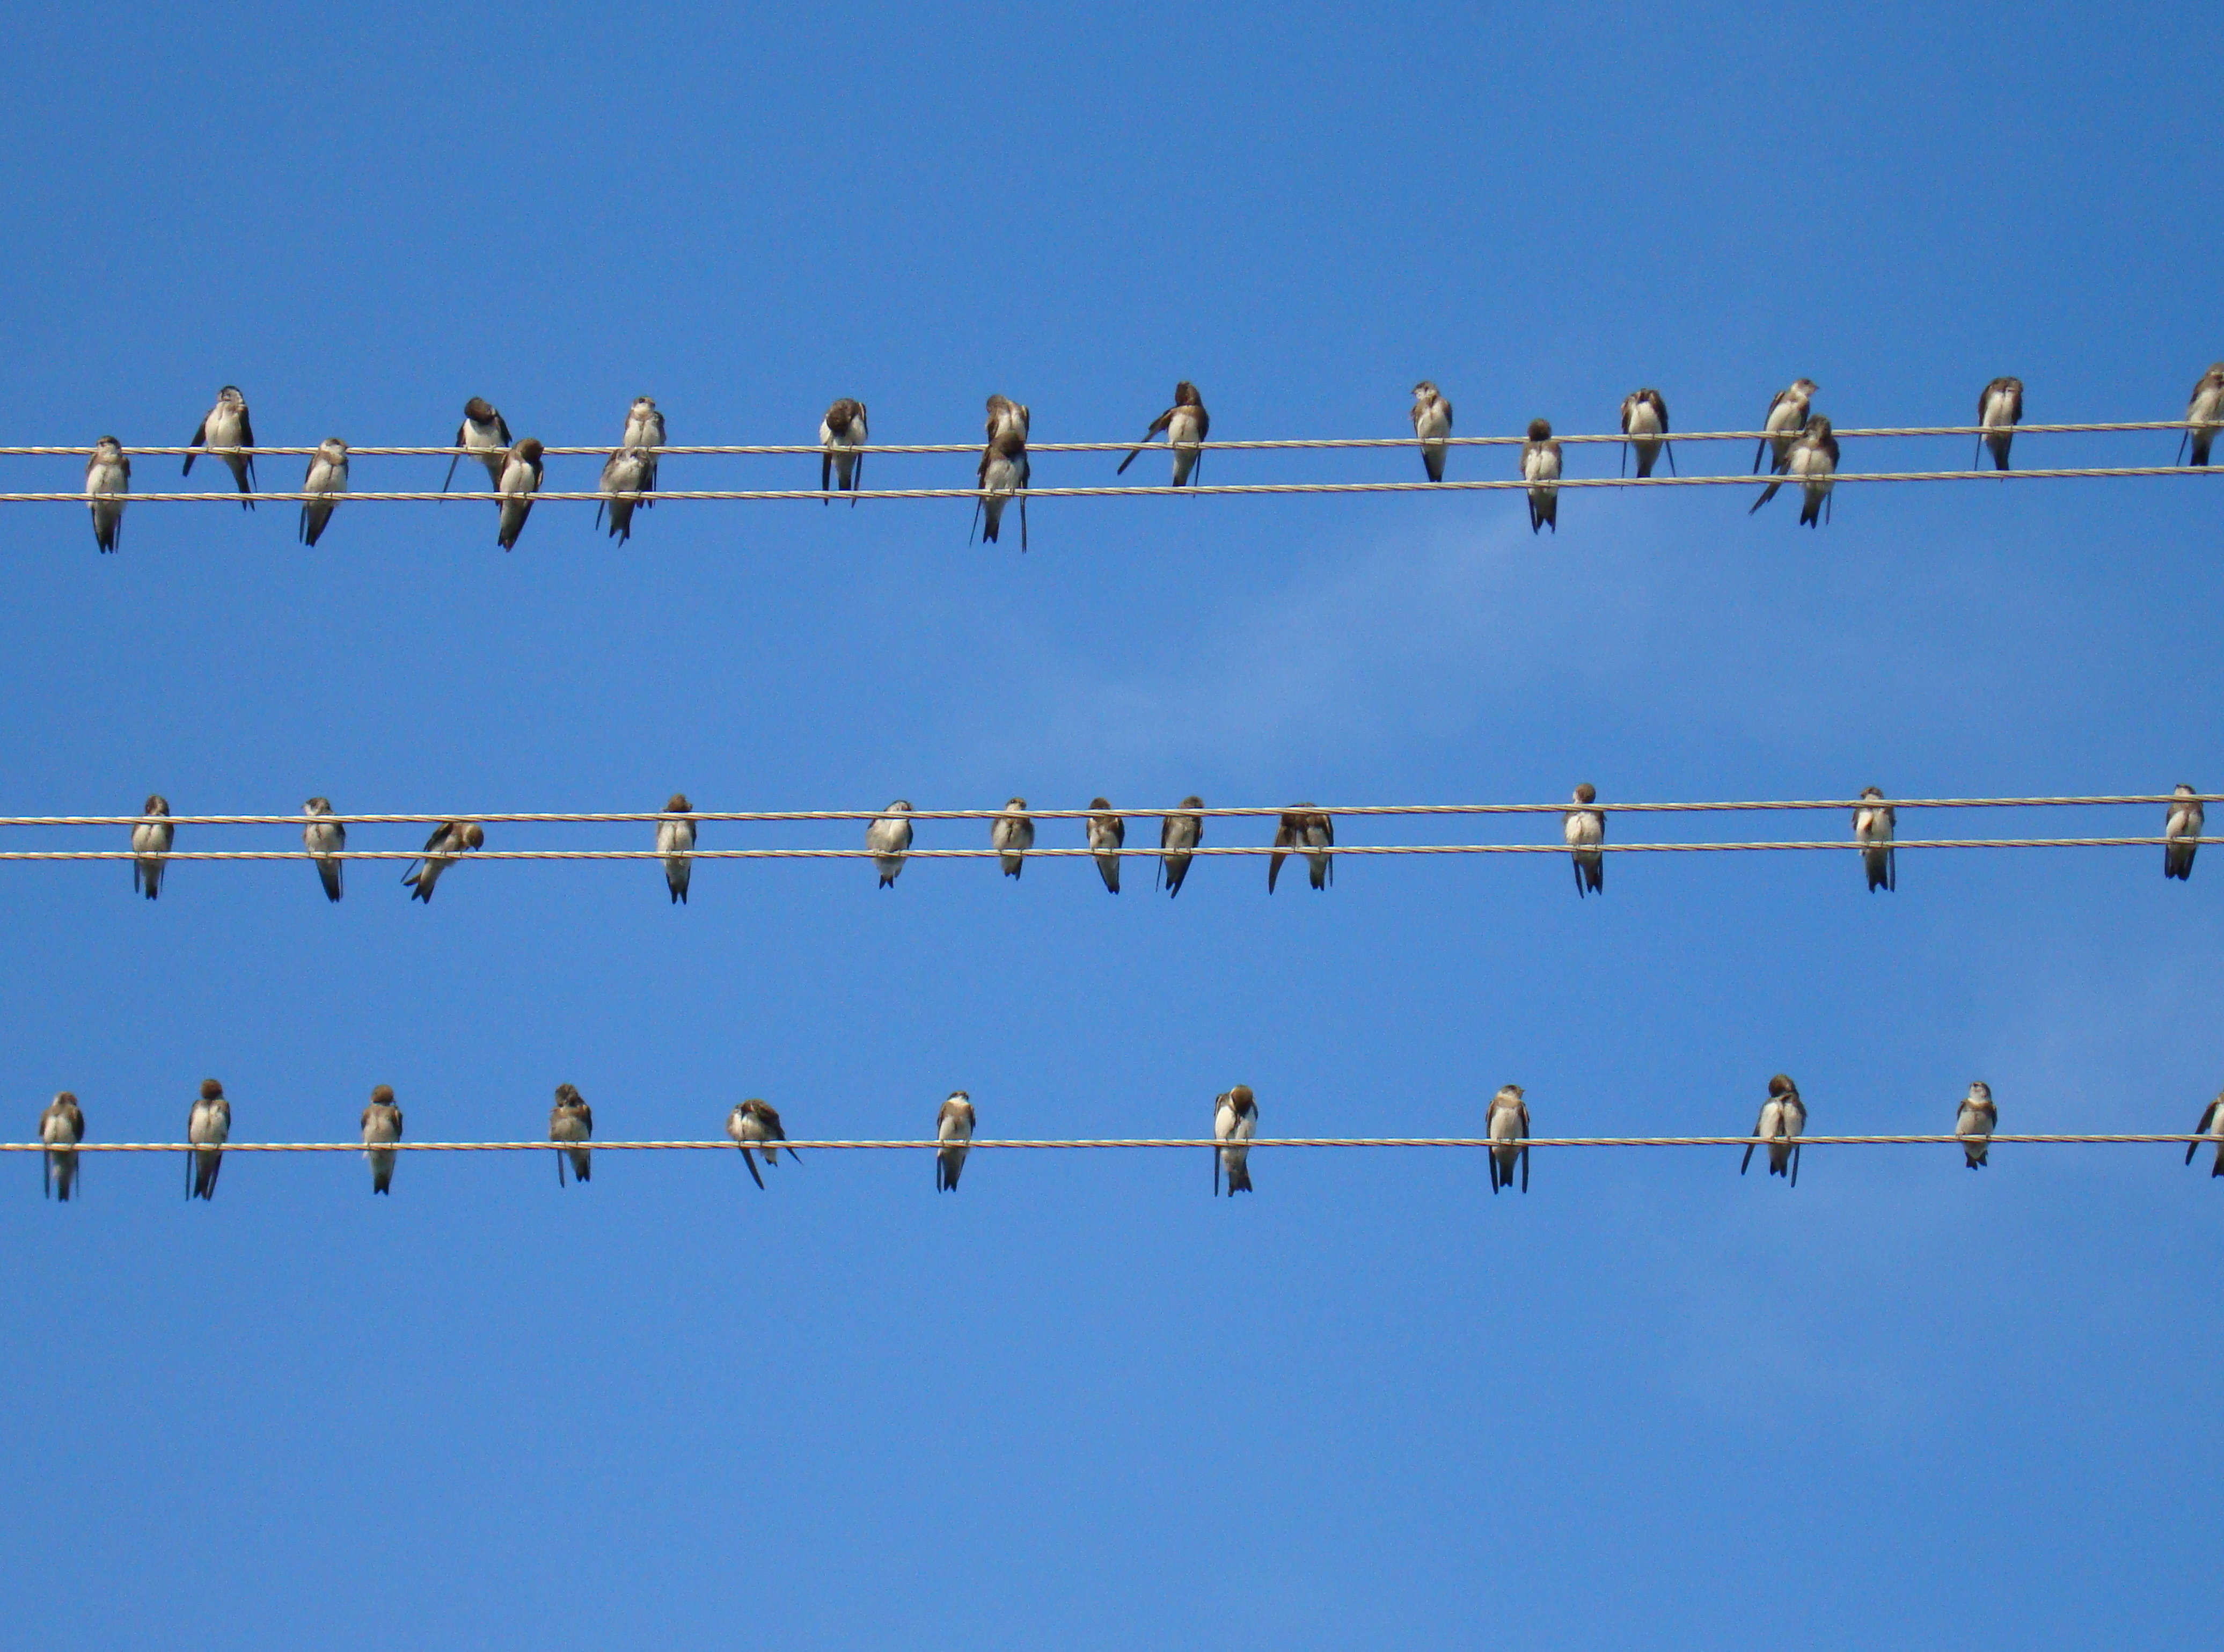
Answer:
[3,1134,2211,1152]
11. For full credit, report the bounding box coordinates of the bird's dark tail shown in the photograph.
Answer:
[1740,1143,1756,1175]
[1521,1146,1530,1193]
[319,860,343,903]
[742,1149,764,1190]
[1750,480,1782,514]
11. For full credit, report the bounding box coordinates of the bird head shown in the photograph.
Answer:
[554,1083,581,1105]
[1497,1084,1525,1102]
[199,1078,224,1101]
[95,435,123,457]
[1526,418,1553,442]
[1179,795,1204,809]
[370,1085,396,1106]
[459,823,486,850]
[665,793,692,814]
[1412,381,1439,402]
[513,438,545,463]
[464,397,499,421]
[217,386,245,406]
[1967,1081,1993,1102]
[1859,785,1884,800]
[2175,782,2197,796]
[1572,783,1596,805]
[887,799,913,814]
[1089,796,1113,811]
[1803,415,1834,441]
[54,1090,78,1108]
[1767,1074,1797,1098]
[305,796,333,814]
[1791,378,1818,396]
[144,794,170,815]
[1174,381,1202,406]
[1228,1084,1255,1111]
[632,396,657,413]
[1006,797,1028,810]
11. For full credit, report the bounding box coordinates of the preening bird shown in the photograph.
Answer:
[550,1084,593,1186]
[132,794,173,900]
[1117,381,1209,486]
[302,796,346,902]
[1564,784,1604,897]
[496,438,545,550]
[1620,389,1674,478]
[1159,796,1203,896]
[2188,1091,2224,1176]
[868,801,914,887]
[984,394,1030,444]
[1521,418,1561,533]
[726,1098,801,1189]
[444,397,512,492]
[992,798,1035,878]
[595,446,653,543]
[1268,806,1333,892]
[40,1091,84,1202]
[1753,378,1816,478]
[657,793,696,903]
[936,1091,975,1192]
[2181,364,2224,466]
[187,1078,230,1201]
[1740,1073,1806,1186]
[975,428,1029,549]
[2164,783,2203,881]
[185,385,255,506]
[1213,1085,1257,1196]
[621,397,664,503]
[821,398,868,501]
[403,820,484,903]
[1410,381,1453,481]
[298,438,348,546]
[85,436,129,552]
[1086,799,1125,893]
[1977,377,2023,471]
[1487,1083,1529,1194]
[1854,786,1896,893]
[362,1085,403,1194]
[1955,1081,1996,1169]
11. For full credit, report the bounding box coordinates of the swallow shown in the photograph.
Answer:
[1410,382,1453,481]
[1620,389,1674,478]
[362,1084,403,1194]
[1977,377,2023,471]
[303,796,346,902]
[132,794,173,900]
[85,436,129,552]
[550,1083,593,1186]
[1740,1073,1806,1186]
[992,797,1035,879]
[1854,786,1896,893]
[976,429,1029,550]
[403,820,484,902]
[936,1090,975,1192]
[2188,1091,2224,1176]
[2164,783,2204,881]
[1159,796,1203,896]
[1753,378,1816,478]
[1487,1083,1530,1194]
[185,385,256,507]
[298,438,349,545]
[496,438,545,550]
[1086,799,1125,893]
[1521,419,1561,533]
[40,1090,84,1202]
[444,397,512,492]
[1117,381,1209,486]
[595,445,653,543]
[657,793,696,903]
[821,398,868,502]
[2179,364,2224,466]
[868,800,914,887]
[1269,806,1333,892]
[984,394,1030,444]
[726,1098,802,1189]
[621,397,664,504]
[1955,1081,1996,1169]
[1213,1085,1257,1195]
[187,1078,230,1201]
[1564,784,1604,897]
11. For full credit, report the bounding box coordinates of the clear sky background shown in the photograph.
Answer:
[1,5,2218,1646]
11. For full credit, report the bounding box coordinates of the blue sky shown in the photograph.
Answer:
[1,4,2218,1646]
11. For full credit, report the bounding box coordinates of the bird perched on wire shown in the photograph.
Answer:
[1955,1081,1996,1169]
[187,1078,230,1201]
[40,1091,84,1202]
[936,1090,975,1192]
[1487,1083,1530,1194]
[991,798,1034,879]
[1740,1074,1806,1186]
[2187,1091,2224,1176]
[1619,389,1674,479]
[496,438,545,550]
[1086,799,1125,893]
[821,398,868,501]
[85,435,129,552]
[596,447,653,543]
[185,385,256,507]
[551,1084,593,1186]
[1214,1085,1256,1196]
[657,793,696,903]
[362,1085,403,1195]
[868,800,913,887]
[298,437,348,546]
[1159,796,1203,896]
[1269,806,1333,892]
[2180,363,2224,466]
[1563,784,1604,897]
[727,1098,801,1189]
[444,398,512,492]
[1753,378,1817,479]
[1854,786,1895,893]
[302,796,345,902]
[1787,416,1841,526]
[1118,381,1209,487]
[1410,381,1453,481]
[984,394,1030,444]
[975,428,1029,549]
[1976,377,2023,471]
[2164,783,2203,881]
[132,794,173,900]
[1521,419,1561,533]
[403,820,484,903]
[621,397,664,503]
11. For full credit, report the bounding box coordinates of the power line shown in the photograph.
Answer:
[3,1134,2211,1152]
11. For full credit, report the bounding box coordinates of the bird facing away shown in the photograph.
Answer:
[185,385,255,506]
[40,1091,84,1202]
[403,820,484,903]
[1410,381,1453,481]
[2188,1091,2224,1176]
[1159,796,1204,896]
[1269,806,1334,892]
[1854,786,1896,893]
[302,796,345,902]
[1955,1081,1996,1169]
[496,438,545,550]
[2164,783,2203,881]
[2181,364,2224,466]
[1521,418,1561,533]
[726,1098,802,1189]
[868,801,915,887]
[1117,381,1209,486]
[975,428,1030,549]
[187,1078,230,1201]
[132,794,173,900]
[1214,1085,1257,1196]
[992,798,1035,879]
[1740,1074,1806,1186]
[1086,799,1126,893]
[657,793,696,903]
[1564,784,1604,897]
[596,447,653,543]
[1977,377,2023,471]
[1487,1083,1530,1195]
[299,438,349,546]
[1620,389,1674,478]
[444,397,513,492]
[85,436,129,552]
[1787,416,1841,526]
[1754,378,1817,477]
[936,1091,975,1192]
[551,1084,593,1186]
[362,1085,403,1194]
[821,398,868,501]
[621,397,664,503]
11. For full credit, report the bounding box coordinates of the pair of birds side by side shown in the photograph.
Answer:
[1737,1077,1990,1182]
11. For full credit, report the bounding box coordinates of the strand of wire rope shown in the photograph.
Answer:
[2,1134,2211,1152]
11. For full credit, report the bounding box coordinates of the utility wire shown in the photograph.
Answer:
[3,1134,2212,1152]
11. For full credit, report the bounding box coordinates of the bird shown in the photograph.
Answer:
[992,797,1035,878]
[1159,796,1204,896]
[403,820,484,903]
[595,447,653,543]
[1740,1074,1806,1186]
[1757,414,1842,525]
[868,801,914,887]
[40,1091,84,1202]
[1269,806,1334,893]
[1410,381,1453,481]
[726,1098,802,1189]
[2180,364,2224,466]
[621,396,664,504]
[550,1084,593,1186]
[184,385,256,507]
[1620,389,1674,478]
[976,428,1029,549]
[85,436,129,552]
[2164,783,2204,881]
[298,438,348,546]
[1117,381,1209,486]
[132,794,173,900]
[2187,1091,2224,1176]
[821,398,868,501]
[303,796,346,902]
[1564,784,1604,897]
[657,793,696,903]
[1213,1085,1256,1196]
[984,394,1030,444]
[444,397,512,492]
[1854,786,1896,893]
[187,1078,230,1201]
[936,1090,975,1192]
[1976,377,2023,471]
[1086,799,1125,893]
[1955,1081,1996,1169]
[1521,419,1561,533]
[1487,1083,1530,1194]
[362,1085,403,1195]
[496,438,545,550]
[1753,378,1817,478]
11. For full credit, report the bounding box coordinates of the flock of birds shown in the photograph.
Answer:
[69,365,2224,553]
